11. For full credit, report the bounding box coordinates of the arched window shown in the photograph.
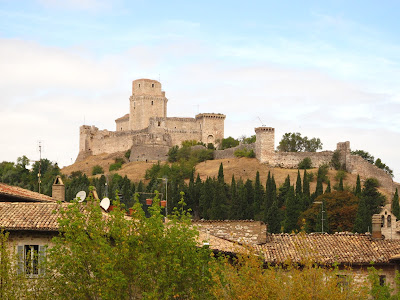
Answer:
[388,215,392,228]
[151,101,154,105]
[381,215,385,227]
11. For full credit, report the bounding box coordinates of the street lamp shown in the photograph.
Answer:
[314,201,325,233]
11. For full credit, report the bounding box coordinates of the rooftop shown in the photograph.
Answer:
[0,182,55,202]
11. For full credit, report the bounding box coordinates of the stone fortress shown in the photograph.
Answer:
[76,78,396,194]
[77,79,225,162]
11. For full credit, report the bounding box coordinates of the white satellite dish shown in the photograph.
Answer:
[100,197,110,211]
[75,191,86,203]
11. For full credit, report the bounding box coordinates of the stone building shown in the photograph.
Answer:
[76,79,225,162]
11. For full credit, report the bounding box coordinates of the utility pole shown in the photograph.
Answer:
[38,141,42,194]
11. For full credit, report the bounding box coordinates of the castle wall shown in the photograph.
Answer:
[129,145,170,162]
[274,151,334,169]
[115,114,129,131]
[347,155,394,194]
[255,127,275,164]
[214,143,256,160]
[84,128,136,156]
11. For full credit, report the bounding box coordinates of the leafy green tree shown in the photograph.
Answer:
[298,157,312,169]
[392,188,400,219]
[374,158,393,177]
[221,136,239,149]
[330,150,341,170]
[277,133,322,152]
[351,150,375,164]
[92,165,104,175]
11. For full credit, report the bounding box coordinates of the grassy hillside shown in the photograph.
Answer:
[62,155,393,199]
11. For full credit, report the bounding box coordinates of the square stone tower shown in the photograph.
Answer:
[129,79,168,131]
[255,127,275,164]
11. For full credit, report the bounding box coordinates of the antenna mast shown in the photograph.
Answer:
[38,141,42,194]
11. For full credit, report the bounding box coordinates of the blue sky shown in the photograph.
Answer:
[0,0,399,181]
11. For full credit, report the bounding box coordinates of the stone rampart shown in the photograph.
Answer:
[129,144,170,162]
[274,151,334,169]
[214,143,256,160]
[193,220,267,245]
[347,155,394,194]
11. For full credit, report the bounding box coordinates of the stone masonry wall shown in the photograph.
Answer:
[274,151,334,169]
[347,154,394,194]
[193,220,267,245]
[214,143,255,160]
[129,145,170,162]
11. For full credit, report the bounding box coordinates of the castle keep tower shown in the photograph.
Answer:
[255,127,275,164]
[129,79,168,131]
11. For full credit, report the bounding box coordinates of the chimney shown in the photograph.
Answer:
[52,176,65,202]
[372,214,383,239]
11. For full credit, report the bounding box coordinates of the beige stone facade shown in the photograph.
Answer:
[76,79,225,162]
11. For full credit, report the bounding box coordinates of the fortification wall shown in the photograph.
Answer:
[214,143,256,160]
[89,130,135,156]
[165,117,199,131]
[129,144,169,162]
[193,220,267,245]
[255,127,275,164]
[347,155,394,194]
[274,151,334,169]
[115,114,130,131]
[196,114,225,146]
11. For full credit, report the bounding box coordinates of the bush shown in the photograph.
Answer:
[335,170,347,181]
[234,148,255,158]
[124,149,131,160]
[331,150,341,170]
[109,162,122,172]
[221,136,239,149]
[298,157,312,169]
[114,157,125,165]
[92,165,104,175]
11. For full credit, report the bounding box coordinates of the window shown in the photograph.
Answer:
[17,245,46,276]
[138,84,141,87]
[152,101,154,105]
[388,215,392,227]
[158,121,161,127]
[152,83,154,88]
[381,215,385,227]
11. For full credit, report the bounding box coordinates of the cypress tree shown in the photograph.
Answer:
[244,179,254,219]
[284,186,298,233]
[265,171,273,209]
[199,177,214,219]
[236,180,247,219]
[193,174,202,219]
[315,177,323,199]
[325,180,331,193]
[266,200,281,233]
[253,171,264,220]
[354,175,362,197]
[303,169,310,199]
[229,175,237,219]
[354,196,369,233]
[278,175,291,208]
[218,163,224,183]
[392,188,400,219]
[295,170,302,196]
[338,177,344,191]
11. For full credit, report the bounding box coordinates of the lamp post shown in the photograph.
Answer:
[314,201,325,233]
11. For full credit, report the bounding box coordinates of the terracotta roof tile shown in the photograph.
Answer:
[0,202,66,231]
[256,233,400,265]
[0,183,55,202]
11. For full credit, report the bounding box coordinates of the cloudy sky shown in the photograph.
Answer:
[1,0,399,181]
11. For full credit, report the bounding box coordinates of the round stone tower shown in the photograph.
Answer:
[129,79,168,131]
[255,127,275,164]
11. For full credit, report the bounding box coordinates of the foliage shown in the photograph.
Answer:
[220,136,239,149]
[375,158,394,177]
[109,162,122,171]
[234,147,255,158]
[46,190,214,299]
[392,189,400,220]
[301,191,359,233]
[168,144,214,165]
[331,150,342,170]
[240,134,256,144]
[124,149,131,160]
[298,157,312,169]
[351,149,375,164]
[277,132,322,152]
[91,165,104,175]
[335,170,347,182]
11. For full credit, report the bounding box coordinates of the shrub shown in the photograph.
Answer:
[221,136,239,149]
[92,165,104,175]
[114,157,125,165]
[317,164,330,183]
[109,162,122,172]
[234,148,255,158]
[335,170,347,181]
[331,150,341,170]
[298,157,312,169]
[124,149,131,160]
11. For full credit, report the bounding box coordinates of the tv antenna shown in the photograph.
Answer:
[257,116,266,127]
[38,141,42,193]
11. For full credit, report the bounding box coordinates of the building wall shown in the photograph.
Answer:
[214,143,256,160]
[193,220,267,245]
[129,145,170,162]
[7,231,56,253]
[196,113,226,146]
[115,114,130,131]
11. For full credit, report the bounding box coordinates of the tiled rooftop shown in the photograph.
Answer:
[256,233,400,265]
[0,202,65,231]
[0,183,55,202]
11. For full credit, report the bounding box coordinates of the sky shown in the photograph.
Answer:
[0,0,399,181]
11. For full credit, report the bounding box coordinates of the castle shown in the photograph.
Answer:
[76,78,395,194]
[77,79,225,162]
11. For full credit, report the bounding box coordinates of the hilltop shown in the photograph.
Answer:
[62,154,394,200]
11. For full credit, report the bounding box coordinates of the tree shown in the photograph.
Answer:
[298,157,312,169]
[392,189,400,219]
[283,186,298,233]
[277,132,322,152]
[351,150,375,164]
[374,158,394,177]
[46,191,214,299]
[221,136,239,149]
[92,165,104,175]
[354,175,362,197]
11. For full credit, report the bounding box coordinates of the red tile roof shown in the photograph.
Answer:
[256,233,400,265]
[0,183,55,202]
[0,202,66,231]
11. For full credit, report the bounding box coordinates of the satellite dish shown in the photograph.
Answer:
[100,197,110,211]
[75,191,86,203]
